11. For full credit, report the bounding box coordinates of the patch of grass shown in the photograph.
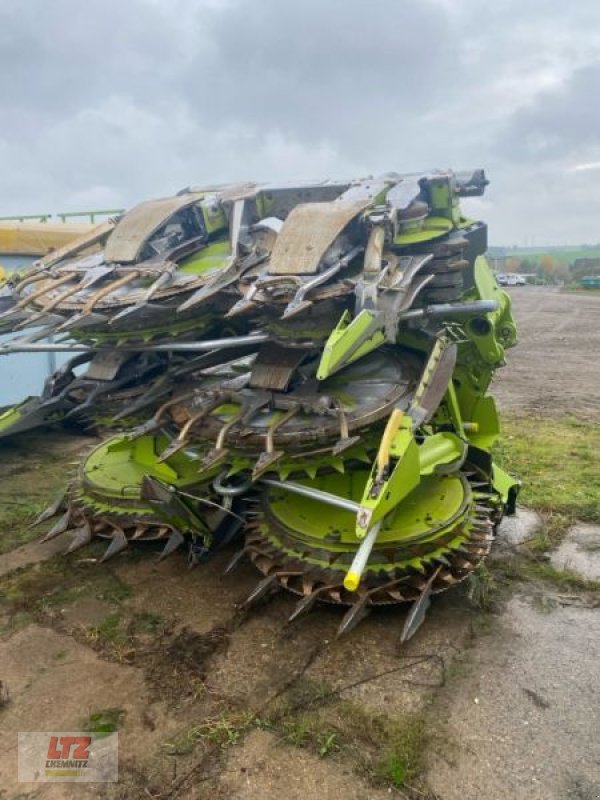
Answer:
[84,707,126,734]
[467,564,498,610]
[525,512,570,554]
[0,556,131,619]
[86,612,126,647]
[336,702,427,788]
[280,711,339,758]
[53,649,68,662]
[491,554,600,592]
[0,439,89,556]
[0,501,47,555]
[164,711,253,756]
[130,611,163,635]
[496,416,600,523]
[268,681,428,789]
[282,677,334,709]
[527,562,600,591]
[85,611,166,662]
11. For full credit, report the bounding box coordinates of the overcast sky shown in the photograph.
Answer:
[1,0,599,245]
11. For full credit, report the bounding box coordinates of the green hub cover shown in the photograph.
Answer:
[259,469,471,573]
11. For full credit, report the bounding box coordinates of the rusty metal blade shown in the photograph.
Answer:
[40,507,72,542]
[337,594,371,637]
[400,566,442,643]
[223,548,248,575]
[31,494,66,527]
[100,528,129,561]
[65,521,93,553]
[242,574,281,609]
[158,530,185,560]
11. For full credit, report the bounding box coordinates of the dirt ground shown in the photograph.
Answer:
[493,287,600,420]
[1,287,599,800]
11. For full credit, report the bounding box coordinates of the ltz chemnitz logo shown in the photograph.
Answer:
[45,735,92,776]
[18,731,118,783]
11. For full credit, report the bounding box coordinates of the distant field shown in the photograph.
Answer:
[501,246,600,261]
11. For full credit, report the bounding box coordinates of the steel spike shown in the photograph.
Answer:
[65,521,93,553]
[30,493,66,527]
[223,548,248,575]
[158,530,185,560]
[242,574,281,609]
[40,507,73,542]
[400,566,441,643]
[337,594,371,637]
[108,301,149,325]
[287,584,338,623]
[100,528,129,561]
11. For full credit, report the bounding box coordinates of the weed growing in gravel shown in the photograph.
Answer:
[84,707,126,733]
[491,554,600,592]
[164,711,254,755]
[525,512,571,554]
[467,564,498,610]
[266,680,429,788]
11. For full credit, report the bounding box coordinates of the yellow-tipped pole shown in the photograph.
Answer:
[343,520,383,592]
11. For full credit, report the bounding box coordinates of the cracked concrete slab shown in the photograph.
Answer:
[426,596,600,800]
[551,523,600,582]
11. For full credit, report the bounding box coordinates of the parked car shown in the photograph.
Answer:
[496,273,525,286]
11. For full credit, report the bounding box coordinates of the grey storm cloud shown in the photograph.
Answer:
[186,0,458,140]
[499,64,600,162]
[1,0,600,244]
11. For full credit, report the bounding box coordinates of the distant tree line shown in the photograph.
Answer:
[503,255,570,283]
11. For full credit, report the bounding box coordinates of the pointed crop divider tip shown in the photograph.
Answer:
[31,494,66,528]
[65,522,93,554]
[223,548,248,575]
[242,574,281,609]
[158,530,185,560]
[287,585,337,623]
[400,566,442,643]
[337,594,371,637]
[40,506,73,542]
[100,528,129,562]
[156,439,188,463]
[108,303,147,325]
[200,448,229,471]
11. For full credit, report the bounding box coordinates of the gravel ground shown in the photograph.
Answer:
[493,286,600,420]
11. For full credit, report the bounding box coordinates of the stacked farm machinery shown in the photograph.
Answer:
[0,170,519,637]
